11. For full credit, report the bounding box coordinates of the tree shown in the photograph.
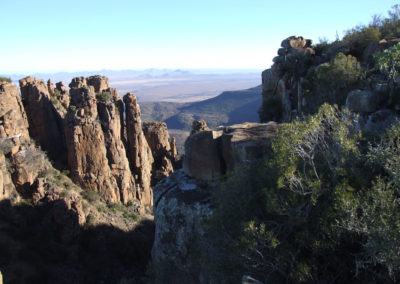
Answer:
[374,42,400,104]
[314,53,361,105]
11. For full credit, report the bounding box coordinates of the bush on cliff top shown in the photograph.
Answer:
[0,77,11,83]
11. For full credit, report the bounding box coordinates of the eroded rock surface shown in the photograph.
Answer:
[142,122,176,184]
[152,169,213,283]
[0,82,30,153]
[124,93,154,206]
[19,77,67,165]
[97,94,138,204]
[184,122,278,180]
[65,85,120,203]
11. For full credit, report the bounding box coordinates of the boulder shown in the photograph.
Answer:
[123,93,154,206]
[281,36,311,49]
[364,109,399,134]
[152,169,213,283]
[19,77,67,166]
[346,89,385,113]
[47,79,55,96]
[183,129,224,180]
[190,119,209,135]
[86,75,110,93]
[183,122,278,180]
[142,122,176,184]
[55,81,70,110]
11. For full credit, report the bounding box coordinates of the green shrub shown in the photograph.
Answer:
[207,104,400,282]
[0,77,11,83]
[313,52,361,105]
[96,91,112,103]
[82,189,101,203]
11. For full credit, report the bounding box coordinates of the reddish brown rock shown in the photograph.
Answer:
[47,79,55,96]
[86,75,110,93]
[55,81,70,110]
[65,85,120,203]
[97,93,138,204]
[0,82,30,153]
[19,77,67,166]
[142,122,176,184]
[0,151,19,203]
[123,93,154,206]
[184,122,278,180]
[170,137,178,158]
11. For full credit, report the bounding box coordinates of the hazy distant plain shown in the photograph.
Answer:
[9,69,261,103]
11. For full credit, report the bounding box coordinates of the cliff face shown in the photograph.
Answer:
[97,92,137,204]
[19,77,67,166]
[124,93,154,206]
[65,85,121,203]
[142,122,176,185]
[12,75,176,207]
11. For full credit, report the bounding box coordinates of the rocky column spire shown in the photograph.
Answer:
[97,88,138,204]
[142,122,175,184]
[65,82,120,203]
[123,93,154,206]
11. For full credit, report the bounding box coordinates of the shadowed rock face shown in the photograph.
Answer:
[142,122,176,184]
[19,77,67,166]
[65,85,120,203]
[123,93,154,206]
[184,121,278,180]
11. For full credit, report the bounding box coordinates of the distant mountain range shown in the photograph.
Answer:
[141,85,262,130]
[140,85,263,153]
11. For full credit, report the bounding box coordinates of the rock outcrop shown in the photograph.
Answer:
[152,169,213,283]
[152,122,278,282]
[184,122,278,180]
[190,119,209,135]
[0,151,17,202]
[0,82,30,153]
[19,77,67,166]
[97,91,138,204]
[55,81,70,110]
[65,85,120,203]
[124,93,154,206]
[261,36,315,121]
[0,82,32,202]
[142,122,176,184]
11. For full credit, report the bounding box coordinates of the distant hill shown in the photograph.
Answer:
[140,85,262,153]
[141,85,262,131]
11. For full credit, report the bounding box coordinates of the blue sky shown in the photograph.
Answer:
[0,0,398,73]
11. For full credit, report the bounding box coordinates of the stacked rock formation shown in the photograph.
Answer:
[13,75,175,207]
[184,121,278,180]
[262,36,315,121]
[142,122,177,184]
